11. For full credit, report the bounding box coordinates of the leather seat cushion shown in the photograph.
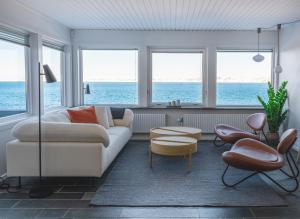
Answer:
[222,139,284,171]
[231,146,278,162]
[215,124,260,143]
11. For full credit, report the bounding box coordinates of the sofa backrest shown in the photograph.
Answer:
[42,110,70,123]
[30,107,133,128]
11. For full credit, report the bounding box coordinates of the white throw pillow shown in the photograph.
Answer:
[43,110,70,123]
[106,107,114,127]
[94,106,110,129]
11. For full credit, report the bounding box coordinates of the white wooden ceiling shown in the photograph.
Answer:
[16,0,300,30]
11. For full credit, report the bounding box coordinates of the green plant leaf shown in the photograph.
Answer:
[257,81,288,133]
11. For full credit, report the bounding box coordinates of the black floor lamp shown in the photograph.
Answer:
[29,63,57,198]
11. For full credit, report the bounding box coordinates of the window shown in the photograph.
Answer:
[42,45,63,108]
[0,39,27,117]
[82,50,138,105]
[151,51,203,104]
[217,50,272,106]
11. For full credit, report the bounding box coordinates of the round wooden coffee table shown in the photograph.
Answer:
[150,126,202,140]
[149,136,197,171]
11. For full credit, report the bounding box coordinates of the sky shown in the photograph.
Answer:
[0,40,26,81]
[0,40,62,81]
[152,53,202,82]
[0,39,272,83]
[82,50,138,82]
[217,51,272,83]
[83,50,272,83]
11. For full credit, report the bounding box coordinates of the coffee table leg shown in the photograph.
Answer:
[188,149,192,171]
[149,145,153,168]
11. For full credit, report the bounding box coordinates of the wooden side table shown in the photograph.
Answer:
[149,136,197,171]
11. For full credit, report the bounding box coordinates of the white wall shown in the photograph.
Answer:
[0,0,70,43]
[72,29,277,107]
[0,0,71,175]
[280,22,300,151]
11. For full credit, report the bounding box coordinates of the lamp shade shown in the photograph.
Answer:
[85,84,91,94]
[43,64,57,83]
[274,64,283,74]
[253,54,265,62]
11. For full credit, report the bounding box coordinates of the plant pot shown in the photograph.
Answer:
[266,132,280,146]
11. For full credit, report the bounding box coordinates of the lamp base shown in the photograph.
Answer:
[29,185,53,198]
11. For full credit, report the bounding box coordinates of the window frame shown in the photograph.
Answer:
[79,48,140,107]
[42,42,65,110]
[0,37,30,118]
[215,48,275,108]
[149,48,206,107]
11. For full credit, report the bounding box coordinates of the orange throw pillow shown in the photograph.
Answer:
[67,106,98,124]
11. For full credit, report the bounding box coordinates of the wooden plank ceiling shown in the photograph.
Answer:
[16,0,300,30]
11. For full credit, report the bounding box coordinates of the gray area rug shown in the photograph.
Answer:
[91,141,287,207]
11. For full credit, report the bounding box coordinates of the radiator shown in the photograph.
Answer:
[133,114,166,133]
[183,114,251,133]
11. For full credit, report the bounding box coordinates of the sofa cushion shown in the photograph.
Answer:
[113,109,134,127]
[107,126,131,136]
[102,129,132,172]
[67,106,98,124]
[106,107,114,127]
[12,119,110,146]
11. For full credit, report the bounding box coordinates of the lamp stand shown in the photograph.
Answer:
[29,63,53,198]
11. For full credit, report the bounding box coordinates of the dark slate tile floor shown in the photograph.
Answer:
[0,140,299,219]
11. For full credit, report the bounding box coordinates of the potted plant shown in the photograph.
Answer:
[257,81,288,145]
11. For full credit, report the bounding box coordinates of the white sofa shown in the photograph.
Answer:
[6,107,134,178]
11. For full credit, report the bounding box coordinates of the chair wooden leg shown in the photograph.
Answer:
[149,145,153,168]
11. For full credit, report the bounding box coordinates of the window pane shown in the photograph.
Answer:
[217,51,272,105]
[43,46,62,108]
[0,39,26,116]
[152,52,202,103]
[82,50,138,105]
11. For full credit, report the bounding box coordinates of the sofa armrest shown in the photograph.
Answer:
[12,120,110,146]
[113,109,134,127]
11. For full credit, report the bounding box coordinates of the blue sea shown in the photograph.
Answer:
[0,82,268,111]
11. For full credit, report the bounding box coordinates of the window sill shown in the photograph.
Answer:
[131,106,264,110]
